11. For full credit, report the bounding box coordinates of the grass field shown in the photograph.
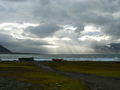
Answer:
[0,62,87,90]
[43,61,120,78]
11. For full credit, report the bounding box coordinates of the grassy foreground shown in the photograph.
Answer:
[43,61,120,78]
[0,62,87,90]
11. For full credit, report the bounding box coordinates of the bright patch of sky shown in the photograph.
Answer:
[78,35,110,41]
[54,25,77,40]
[78,25,110,41]
[0,22,39,39]
[42,45,59,48]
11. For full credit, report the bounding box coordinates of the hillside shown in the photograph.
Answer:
[95,43,120,54]
[0,45,12,54]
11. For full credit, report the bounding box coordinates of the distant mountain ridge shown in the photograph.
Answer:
[0,45,12,54]
[95,43,120,54]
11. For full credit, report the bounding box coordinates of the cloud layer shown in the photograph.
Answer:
[0,0,120,54]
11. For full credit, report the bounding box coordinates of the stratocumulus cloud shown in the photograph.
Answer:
[0,0,120,54]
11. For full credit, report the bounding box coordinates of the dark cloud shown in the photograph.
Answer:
[10,39,52,53]
[102,21,120,37]
[0,33,21,50]
[0,33,14,43]
[0,33,54,53]
[17,39,54,46]
[3,0,27,2]
[39,0,51,5]
[32,0,120,34]
[0,0,33,23]
[26,23,62,38]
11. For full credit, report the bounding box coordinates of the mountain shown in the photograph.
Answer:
[95,43,120,54]
[0,45,12,54]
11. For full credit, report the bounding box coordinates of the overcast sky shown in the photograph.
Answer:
[0,0,120,54]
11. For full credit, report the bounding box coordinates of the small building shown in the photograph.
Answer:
[18,57,34,61]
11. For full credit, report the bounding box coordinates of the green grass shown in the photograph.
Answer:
[0,62,40,71]
[43,61,120,78]
[0,62,87,90]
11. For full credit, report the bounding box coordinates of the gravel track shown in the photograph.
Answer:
[34,61,120,90]
[0,77,36,90]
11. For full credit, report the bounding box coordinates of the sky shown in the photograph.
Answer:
[0,0,120,54]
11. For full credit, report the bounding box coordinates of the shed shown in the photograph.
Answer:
[19,57,34,61]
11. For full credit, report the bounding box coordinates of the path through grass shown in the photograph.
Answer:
[0,62,87,90]
[43,61,120,78]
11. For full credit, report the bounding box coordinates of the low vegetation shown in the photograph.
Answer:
[0,62,87,90]
[43,61,120,78]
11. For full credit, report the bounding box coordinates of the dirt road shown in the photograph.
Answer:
[34,62,120,90]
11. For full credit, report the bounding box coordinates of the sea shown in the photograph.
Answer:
[0,54,120,61]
